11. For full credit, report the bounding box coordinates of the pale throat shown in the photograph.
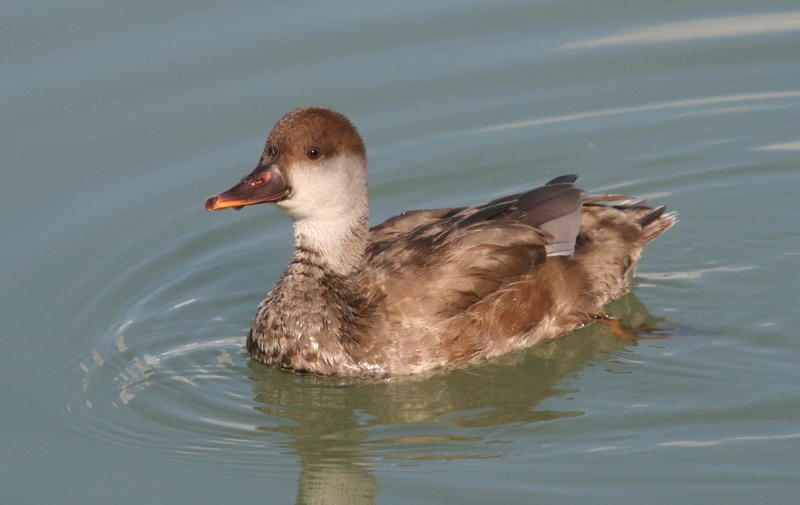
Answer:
[277,155,370,276]
[292,209,369,276]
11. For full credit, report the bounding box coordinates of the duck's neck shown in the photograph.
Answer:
[290,201,370,278]
[253,202,378,375]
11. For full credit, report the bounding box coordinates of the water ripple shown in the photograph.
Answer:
[560,11,800,49]
[479,90,800,132]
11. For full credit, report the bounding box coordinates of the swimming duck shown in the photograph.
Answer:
[205,106,675,376]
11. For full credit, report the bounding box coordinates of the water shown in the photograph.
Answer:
[3,1,800,503]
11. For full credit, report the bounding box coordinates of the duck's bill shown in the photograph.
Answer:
[205,163,289,211]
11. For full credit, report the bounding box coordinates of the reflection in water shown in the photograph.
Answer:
[248,293,670,504]
[70,288,668,505]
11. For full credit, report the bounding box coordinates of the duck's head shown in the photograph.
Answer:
[205,106,368,221]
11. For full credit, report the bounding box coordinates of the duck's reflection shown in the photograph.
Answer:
[248,293,670,505]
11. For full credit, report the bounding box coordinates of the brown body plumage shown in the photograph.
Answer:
[206,106,676,376]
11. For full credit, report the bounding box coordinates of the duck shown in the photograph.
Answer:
[205,106,676,377]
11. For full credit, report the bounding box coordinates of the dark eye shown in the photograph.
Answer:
[306,147,322,160]
[267,146,277,158]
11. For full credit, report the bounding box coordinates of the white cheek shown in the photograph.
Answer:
[277,155,367,221]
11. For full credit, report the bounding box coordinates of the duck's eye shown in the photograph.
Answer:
[306,147,322,160]
[252,177,264,186]
[267,146,277,158]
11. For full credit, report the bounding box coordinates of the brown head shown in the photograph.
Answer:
[205,106,368,221]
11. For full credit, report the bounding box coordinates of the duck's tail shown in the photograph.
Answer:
[572,193,677,306]
[581,193,678,244]
[635,205,678,243]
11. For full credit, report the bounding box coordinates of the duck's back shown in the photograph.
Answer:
[362,176,675,373]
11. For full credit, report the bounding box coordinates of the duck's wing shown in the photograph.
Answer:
[365,176,584,320]
[369,207,465,243]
